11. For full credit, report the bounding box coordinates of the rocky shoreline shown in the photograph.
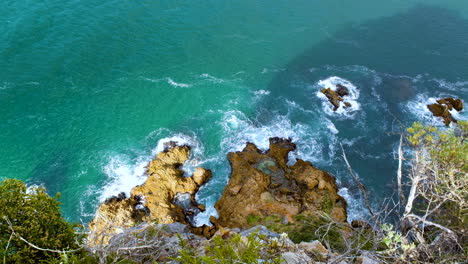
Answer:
[87,138,376,263]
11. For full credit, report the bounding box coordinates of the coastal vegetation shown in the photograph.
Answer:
[0,179,85,263]
[0,121,466,263]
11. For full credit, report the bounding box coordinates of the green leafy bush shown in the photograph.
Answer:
[407,121,467,237]
[0,179,84,263]
[174,233,283,264]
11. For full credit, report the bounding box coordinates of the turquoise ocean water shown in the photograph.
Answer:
[1,0,467,224]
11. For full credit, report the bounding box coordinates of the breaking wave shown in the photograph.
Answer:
[316,76,360,118]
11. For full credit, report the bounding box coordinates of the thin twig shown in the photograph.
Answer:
[3,232,13,264]
[397,134,405,204]
[405,214,454,234]
[340,143,374,216]
[3,216,82,254]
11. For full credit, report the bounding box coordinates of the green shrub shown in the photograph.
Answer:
[407,121,467,240]
[0,179,84,263]
[174,233,283,264]
[245,213,349,252]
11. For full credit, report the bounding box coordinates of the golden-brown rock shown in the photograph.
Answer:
[427,97,463,126]
[214,137,347,229]
[320,84,352,111]
[88,145,212,244]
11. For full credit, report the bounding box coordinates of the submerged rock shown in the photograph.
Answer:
[427,97,463,126]
[88,145,212,244]
[214,137,347,230]
[320,83,353,111]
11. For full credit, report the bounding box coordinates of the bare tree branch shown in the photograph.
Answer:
[405,214,454,234]
[340,143,374,217]
[397,134,405,204]
[3,232,13,264]
[3,216,82,254]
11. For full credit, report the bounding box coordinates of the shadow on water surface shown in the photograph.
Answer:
[259,5,468,210]
[269,4,468,88]
[29,150,72,198]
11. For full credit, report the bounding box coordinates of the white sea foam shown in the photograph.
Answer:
[100,155,149,201]
[253,89,270,96]
[153,133,205,176]
[405,93,467,127]
[166,78,191,88]
[405,94,444,125]
[142,77,192,88]
[433,78,468,92]
[232,71,245,76]
[199,73,225,83]
[193,205,219,227]
[100,133,203,201]
[153,134,201,156]
[338,187,369,221]
[316,76,360,118]
[219,110,324,164]
[325,118,339,134]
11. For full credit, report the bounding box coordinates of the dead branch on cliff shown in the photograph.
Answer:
[86,213,167,264]
[340,143,374,217]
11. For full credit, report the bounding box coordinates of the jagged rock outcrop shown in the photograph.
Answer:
[88,145,212,244]
[214,137,347,230]
[321,84,352,111]
[89,137,349,246]
[427,97,464,126]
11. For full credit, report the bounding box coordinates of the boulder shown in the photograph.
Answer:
[214,137,348,235]
[336,84,350,97]
[88,145,212,244]
[427,97,463,126]
[320,84,352,111]
[281,252,313,264]
[239,225,281,239]
[299,240,329,259]
[321,88,343,111]
[437,97,463,111]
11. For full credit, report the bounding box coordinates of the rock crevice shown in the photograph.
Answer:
[214,137,347,229]
[89,137,348,244]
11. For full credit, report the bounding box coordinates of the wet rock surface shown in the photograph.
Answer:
[427,97,464,126]
[214,137,347,229]
[89,137,349,247]
[88,144,212,244]
[320,84,352,111]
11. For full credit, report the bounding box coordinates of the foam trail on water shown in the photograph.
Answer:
[141,77,192,88]
[253,89,271,96]
[325,118,339,134]
[199,73,225,83]
[166,78,191,88]
[316,76,360,118]
[432,78,468,92]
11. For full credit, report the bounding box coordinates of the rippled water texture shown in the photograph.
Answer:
[1,1,467,222]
